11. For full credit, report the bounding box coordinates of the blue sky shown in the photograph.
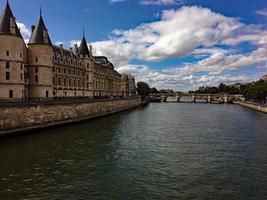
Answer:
[2,0,267,90]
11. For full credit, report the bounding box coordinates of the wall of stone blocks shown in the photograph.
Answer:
[0,97,141,133]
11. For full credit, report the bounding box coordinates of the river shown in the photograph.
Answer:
[0,103,267,200]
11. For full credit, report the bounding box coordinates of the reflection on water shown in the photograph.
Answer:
[0,103,267,200]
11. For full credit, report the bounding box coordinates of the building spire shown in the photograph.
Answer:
[82,24,85,38]
[40,4,42,16]
[0,0,22,38]
[28,9,52,46]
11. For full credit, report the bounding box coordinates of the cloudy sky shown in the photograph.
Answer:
[2,0,267,91]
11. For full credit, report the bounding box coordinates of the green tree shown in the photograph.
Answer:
[137,82,150,97]
[149,87,159,93]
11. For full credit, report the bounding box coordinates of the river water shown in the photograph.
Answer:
[0,103,267,200]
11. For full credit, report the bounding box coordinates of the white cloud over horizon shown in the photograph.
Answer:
[88,6,267,90]
[17,6,267,91]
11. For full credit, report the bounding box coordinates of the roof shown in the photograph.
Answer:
[77,36,90,57]
[28,14,52,46]
[0,1,22,38]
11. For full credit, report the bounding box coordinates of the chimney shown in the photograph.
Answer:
[59,44,63,49]
[89,45,92,56]
[73,44,78,54]
[31,25,35,33]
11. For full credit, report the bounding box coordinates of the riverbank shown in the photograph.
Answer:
[0,97,143,136]
[234,101,267,114]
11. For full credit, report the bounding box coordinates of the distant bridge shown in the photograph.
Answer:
[149,93,244,103]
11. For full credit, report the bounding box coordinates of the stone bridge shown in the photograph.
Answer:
[150,93,244,103]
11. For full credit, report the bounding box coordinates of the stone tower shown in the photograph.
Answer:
[0,1,28,100]
[77,34,94,98]
[27,10,53,99]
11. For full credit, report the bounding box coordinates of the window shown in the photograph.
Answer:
[46,91,49,98]
[87,75,89,81]
[64,91,67,96]
[58,78,61,86]
[87,63,89,69]
[58,68,60,73]
[20,53,22,58]
[35,75,38,83]
[64,68,66,74]
[21,64,23,70]
[6,62,9,69]
[6,72,10,80]
[35,57,38,62]
[35,67,38,73]
[6,51,9,56]
[20,73,23,81]
[9,90,13,98]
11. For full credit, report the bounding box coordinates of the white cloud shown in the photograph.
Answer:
[92,6,250,63]
[17,22,31,43]
[109,0,126,3]
[256,9,267,17]
[140,0,183,5]
[68,6,267,90]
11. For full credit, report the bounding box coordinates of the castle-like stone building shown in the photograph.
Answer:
[0,1,130,100]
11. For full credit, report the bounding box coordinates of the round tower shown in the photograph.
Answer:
[27,11,53,99]
[0,1,28,100]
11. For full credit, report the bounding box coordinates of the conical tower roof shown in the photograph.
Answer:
[28,12,52,46]
[0,0,22,38]
[77,36,90,57]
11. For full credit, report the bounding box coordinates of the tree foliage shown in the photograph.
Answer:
[194,80,267,103]
[137,82,150,97]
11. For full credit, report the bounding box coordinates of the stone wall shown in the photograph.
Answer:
[234,101,267,114]
[0,97,141,135]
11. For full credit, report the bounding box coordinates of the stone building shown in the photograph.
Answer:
[121,74,136,96]
[0,1,129,100]
[260,74,267,81]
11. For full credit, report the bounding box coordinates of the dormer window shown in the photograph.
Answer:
[43,30,48,43]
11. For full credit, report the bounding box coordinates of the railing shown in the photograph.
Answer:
[0,96,140,108]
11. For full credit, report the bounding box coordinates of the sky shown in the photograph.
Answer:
[2,0,267,91]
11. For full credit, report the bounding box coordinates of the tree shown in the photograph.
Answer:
[137,82,150,97]
[242,80,267,103]
[149,87,159,93]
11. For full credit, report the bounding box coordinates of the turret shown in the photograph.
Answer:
[77,34,94,98]
[27,10,53,99]
[0,0,28,100]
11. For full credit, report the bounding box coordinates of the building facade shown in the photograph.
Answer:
[0,1,130,100]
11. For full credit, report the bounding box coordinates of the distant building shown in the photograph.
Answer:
[0,1,127,100]
[121,74,136,96]
[260,74,267,81]
[127,74,136,96]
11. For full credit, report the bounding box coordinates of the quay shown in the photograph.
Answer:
[0,97,143,136]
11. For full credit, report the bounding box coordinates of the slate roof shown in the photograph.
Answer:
[28,14,52,46]
[0,1,22,38]
[77,37,90,57]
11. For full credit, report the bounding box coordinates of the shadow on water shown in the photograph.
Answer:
[0,103,267,200]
